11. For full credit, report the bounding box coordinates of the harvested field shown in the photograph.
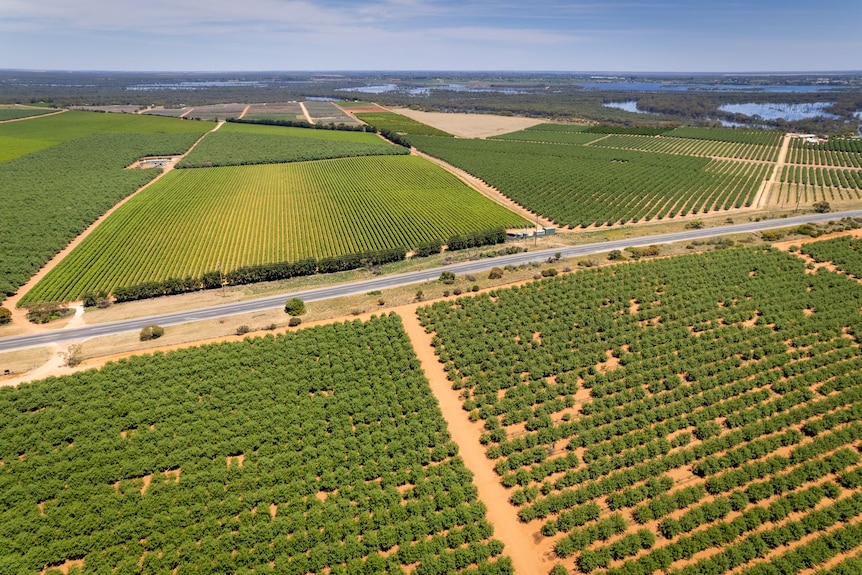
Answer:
[390,107,546,138]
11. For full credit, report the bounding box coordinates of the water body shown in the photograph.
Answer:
[337,83,527,95]
[603,101,657,115]
[577,81,841,93]
[718,102,840,121]
[128,81,266,91]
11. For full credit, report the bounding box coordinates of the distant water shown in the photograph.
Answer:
[718,102,840,121]
[337,83,527,95]
[578,81,840,93]
[603,101,657,114]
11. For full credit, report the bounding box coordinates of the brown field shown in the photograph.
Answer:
[389,107,547,138]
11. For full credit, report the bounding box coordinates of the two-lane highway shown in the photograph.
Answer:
[3,209,861,353]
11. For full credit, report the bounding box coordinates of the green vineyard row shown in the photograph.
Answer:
[179,121,406,168]
[0,111,209,298]
[21,156,527,304]
[410,136,769,227]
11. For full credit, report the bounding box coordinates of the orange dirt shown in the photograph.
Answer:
[40,558,83,575]
[398,307,545,574]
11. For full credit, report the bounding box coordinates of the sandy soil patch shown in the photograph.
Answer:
[398,307,545,574]
[389,108,546,139]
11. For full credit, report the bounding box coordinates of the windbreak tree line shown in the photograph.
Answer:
[0,314,510,575]
[418,246,862,575]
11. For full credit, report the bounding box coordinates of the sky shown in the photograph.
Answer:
[1,0,861,72]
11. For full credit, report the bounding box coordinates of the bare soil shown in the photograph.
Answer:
[389,108,545,139]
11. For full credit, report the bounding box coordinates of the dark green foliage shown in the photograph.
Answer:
[81,289,108,308]
[813,200,832,213]
[419,246,862,573]
[0,307,10,325]
[138,324,164,341]
[414,239,444,258]
[447,228,507,251]
[25,302,72,324]
[0,315,508,573]
[284,298,306,316]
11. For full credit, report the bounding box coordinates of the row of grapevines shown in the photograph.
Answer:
[418,246,862,575]
[787,138,862,167]
[665,127,783,146]
[22,155,527,304]
[0,314,512,575]
[410,136,765,227]
[591,134,779,161]
[780,165,862,189]
[178,121,406,167]
[0,112,209,298]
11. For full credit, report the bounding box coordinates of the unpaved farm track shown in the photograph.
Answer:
[398,307,545,574]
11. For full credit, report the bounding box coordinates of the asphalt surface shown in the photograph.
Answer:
[3,209,862,353]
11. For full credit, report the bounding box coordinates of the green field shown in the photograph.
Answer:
[355,112,452,136]
[0,111,210,298]
[410,135,770,227]
[22,155,527,303]
[801,236,862,277]
[418,246,862,574]
[178,121,406,167]
[0,314,511,575]
[0,106,56,122]
[787,137,862,167]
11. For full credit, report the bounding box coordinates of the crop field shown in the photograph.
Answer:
[243,102,305,122]
[183,103,248,121]
[356,112,453,136]
[410,135,770,227]
[787,138,862,167]
[664,127,784,146]
[418,246,862,575]
[491,128,606,146]
[21,155,527,303]
[142,107,191,118]
[0,106,56,121]
[771,166,862,206]
[589,134,780,161]
[303,101,362,126]
[801,236,862,278]
[178,122,407,167]
[0,314,512,575]
[0,111,209,298]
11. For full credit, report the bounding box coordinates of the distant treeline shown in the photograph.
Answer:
[111,229,506,303]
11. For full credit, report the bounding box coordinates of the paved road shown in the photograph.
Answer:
[3,209,861,352]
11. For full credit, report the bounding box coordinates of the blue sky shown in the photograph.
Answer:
[1,0,860,72]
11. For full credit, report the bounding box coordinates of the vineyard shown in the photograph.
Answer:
[0,111,209,298]
[302,101,362,126]
[589,134,780,161]
[417,246,862,574]
[409,135,770,227]
[243,102,305,122]
[21,155,527,304]
[178,122,407,168]
[355,112,453,137]
[0,314,511,575]
[787,137,862,167]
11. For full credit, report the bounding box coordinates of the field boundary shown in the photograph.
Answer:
[1,121,224,326]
